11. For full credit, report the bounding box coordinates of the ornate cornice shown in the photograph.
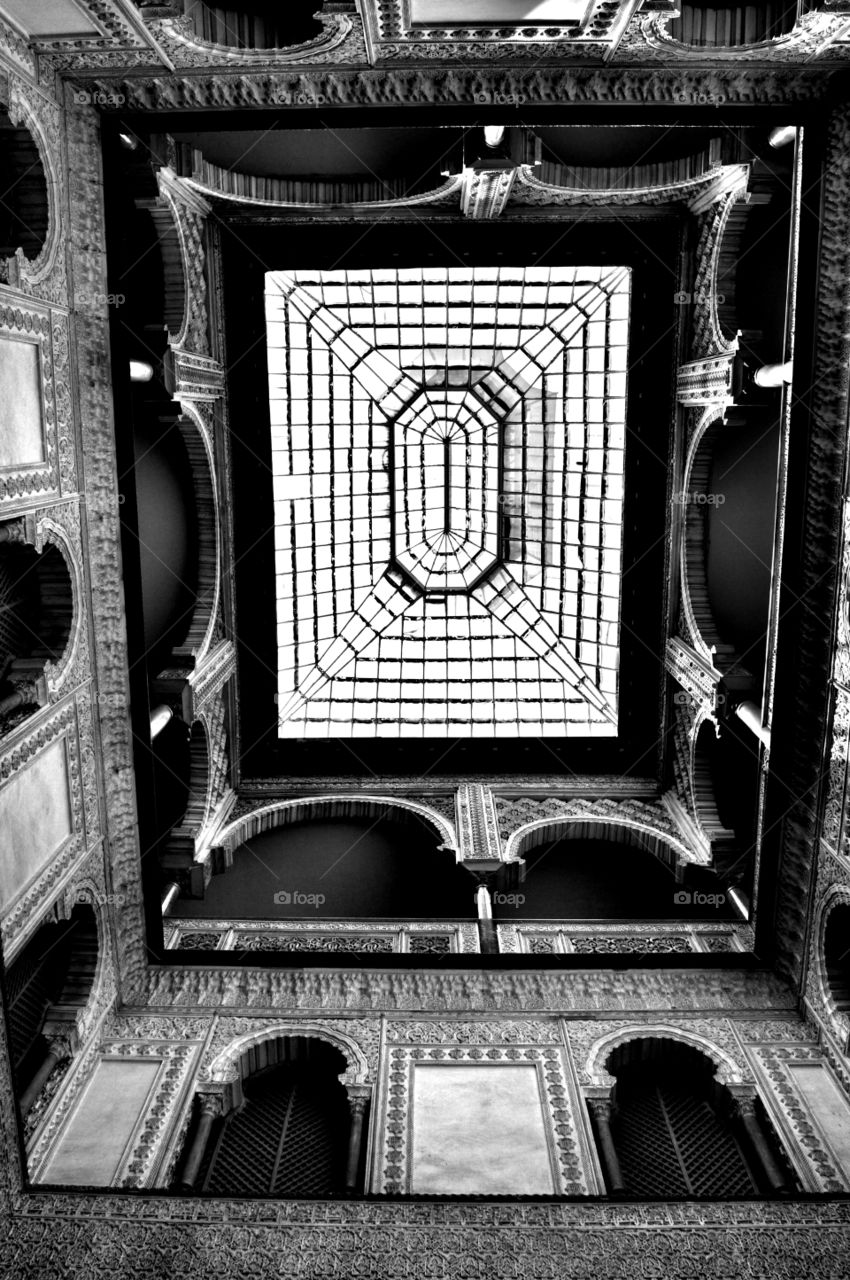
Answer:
[774,101,850,987]
[76,66,836,111]
[140,966,796,1014]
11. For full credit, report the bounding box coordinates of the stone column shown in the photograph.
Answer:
[344,1084,372,1193]
[753,360,793,388]
[150,704,174,740]
[0,518,27,545]
[19,1038,69,1118]
[587,1096,625,1195]
[729,1090,789,1193]
[769,126,797,150]
[475,881,499,954]
[179,1093,221,1190]
[0,679,40,719]
[735,699,771,749]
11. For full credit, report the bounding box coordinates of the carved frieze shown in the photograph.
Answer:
[76,67,835,115]
[65,99,146,1002]
[775,102,850,987]
[141,965,797,1014]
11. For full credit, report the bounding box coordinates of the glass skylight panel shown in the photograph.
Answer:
[266,265,630,738]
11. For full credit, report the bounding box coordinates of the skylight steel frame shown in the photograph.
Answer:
[266,265,630,740]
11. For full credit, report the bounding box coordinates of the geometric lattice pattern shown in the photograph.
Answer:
[266,265,630,737]
[204,1070,348,1196]
[613,1084,758,1197]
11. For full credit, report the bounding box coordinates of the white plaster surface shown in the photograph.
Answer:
[411,1,585,22]
[0,738,72,910]
[0,337,44,468]
[0,0,98,37]
[410,1063,556,1193]
[39,1057,161,1186]
[789,1063,850,1185]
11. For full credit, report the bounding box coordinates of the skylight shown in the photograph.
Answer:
[266,265,629,738]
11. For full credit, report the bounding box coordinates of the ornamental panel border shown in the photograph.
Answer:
[376,1036,589,1195]
[0,700,88,959]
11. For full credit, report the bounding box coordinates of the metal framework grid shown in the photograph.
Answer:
[266,265,630,738]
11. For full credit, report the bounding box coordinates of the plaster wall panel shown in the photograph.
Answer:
[788,1063,850,1183]
[0,737,71,909]
[0,336,44,468]
[38,1057,160,1186]
[410,1063,556,1194]
[410,0,586,19]
[0,0,98,36]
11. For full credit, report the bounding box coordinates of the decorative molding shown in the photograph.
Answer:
[510,162,746,210]
[456,783,502,864]
[775,101,850,987]
[618,8,850,62]
[211,795,459,868]
[498,921,751,955]
[495,794,705,867]
[385,1020,562,1045]
[576,1020,749,1088]
[183,165,462,212]
[171,349,224,400]
[804,872,850,1052]
[748,1044,848,1191]
[188,639,235,714]
[76,67,836,114]
[165,919,480,955]
[0,297,61,506]
[28,1038,198,1189]
[676,352,737,407]
[64,96,146,1002]
[202,1019,370,1088]
[141,966,797,1014]
[146,11,362,68]
[0,701,87,957]
[155,167,210,358]
[689,182,747,363]
[1,77,67,306]
[240,774,658,797]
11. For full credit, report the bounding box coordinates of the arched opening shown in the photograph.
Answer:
[0,538,74,732]
[706,421,780,683]
[668,0,798,46]
[133,422,198,673]
[5,904,98,1107]
[691,720,740,875]
[151,713,191,842]
[493,830,734,922]
[192,1038,352,1196]
[824,902,850,1018]
[600,1039,774,1196]
[181,719,210,836]
[0,106,49,267]
[177,811,475,921]
[707,719,760,892]
[183,0,324,49]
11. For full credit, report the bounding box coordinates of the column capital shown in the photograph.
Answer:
[196,1088,227,1119]
[726,1083,760,1118]
[345,1083,373,1114]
